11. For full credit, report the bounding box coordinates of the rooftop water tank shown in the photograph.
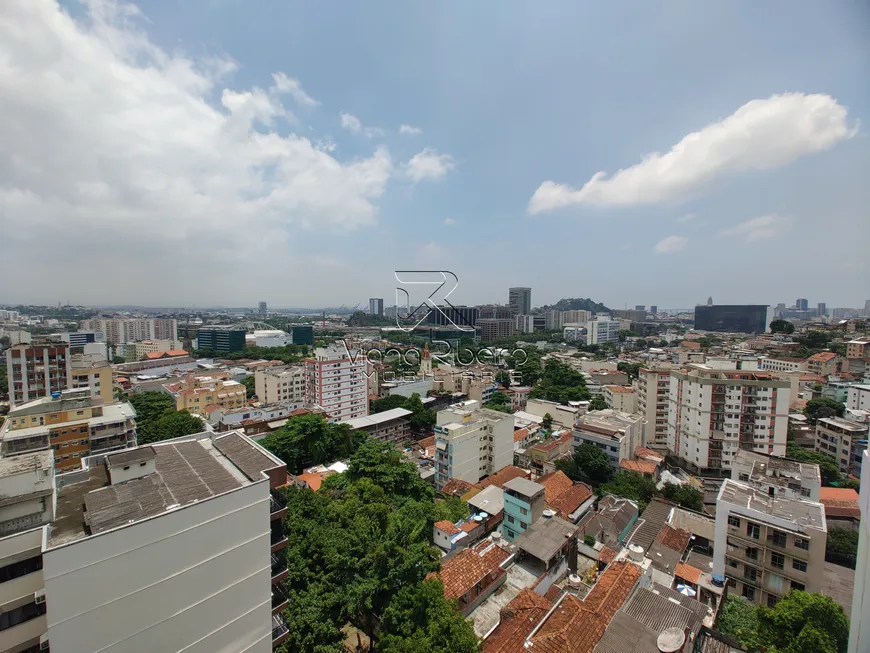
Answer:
[656,628,686,653]
[542,509,556,519]
[628,544,644,562]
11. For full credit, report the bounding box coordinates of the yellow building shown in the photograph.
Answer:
[162,375,247,415]
[70,355,114,404]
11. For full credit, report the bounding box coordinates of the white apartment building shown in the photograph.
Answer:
[433,405,513,489]
[0,430,290,653]
[847,385,870,412]
[713,479,827,607]
[635,365,673,451]
[815,417,870,475]
[80,318,178,345]
[585,317,620,346]
[603,385,636,413]
[514,314,536,334]
[544,310,564,331]
[758,357,808,373]
[730,449,821,502]
[561,310,591,325]
[848,449,870,653]
[572,410,642,468]
[305,346,370,420]
[255,366,306,404]
[668,367,791,475]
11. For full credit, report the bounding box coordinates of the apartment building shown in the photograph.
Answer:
[543,310,564,331]
[847,385,870,412]
[476,318,515,340]
[6,342,72,407]
[668,367,791,475]
[0,430,290,653]
[845,338,870,375]
[848,449,870,653]
[80,318,177,344]
[713,479,827,607]
[635,365,673,451]
[305,345,369,421]
[508,287,531,316]
[163,375,247,415]
[584,316,620,345]
[758,356,808,373]
[815,417,870,475]
[1,390,137,472]
[502,477,545,541]
[255,366,305,404]
[572,410,642,468]
[807,352,840,376]
[603,385,636,413]
[561,309,591,324]
[433,405,513,490]
[730,449,821,501]
[70,355,113,404]
[342,407,412,444]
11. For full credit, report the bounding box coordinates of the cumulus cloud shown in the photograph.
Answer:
[653,235,688,255]
[404,148,455,182]
[0,0,392,303]
[399,124,423,135]
[528,93,857,213]
[340,112,385,138]
[718,215,792,242]
[443,217,457,226]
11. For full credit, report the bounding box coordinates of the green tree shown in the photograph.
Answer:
[483,391,513,413]
[804,397,845,423]
[786,443,842,486]
[495,370,512,387]
[241,375,256,398]
[570,443,613,484]
[405,393,436,432]
[259,414,360,474]
[600,471,657,512]
[797,330,833,351]
[770,319,795,334]
[756,591,849,653]
[144,410,204,445]
[111,355,126,364]
[371,394,409,414]
[617,361,643,381]
[433,497,470,523]
[529,359,590,404]
[717,596,760,651]
[541,413,553,431]
[825,527,858,569]
[661,482,703,512]
[588,395,607,411]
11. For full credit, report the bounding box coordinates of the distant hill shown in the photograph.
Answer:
[538,297,610,314]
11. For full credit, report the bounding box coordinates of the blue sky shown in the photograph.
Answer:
[1,0,868,310]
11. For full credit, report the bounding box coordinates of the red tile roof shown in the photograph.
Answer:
[166,349,188,356]
[655,525,692,553]
[418,435,436,450]
[809,352,838,362]
[605,385,634,393]
[537,471,574,504]
[549,483,593,517]
[635,447,664,462]
[477,465,530,490]
[513,428,530,443]
[598,546,617,565]
[483,589,552,653]
[820,488,861,519]
[820,487,860,501]
[619,459,658,475]
[435,520,461,535]
[296,472,324,491]
[430,540,510,601]
[441,478,476,497]
[460,521,478,533]
[675,562,702,585]
[681,341,701,350]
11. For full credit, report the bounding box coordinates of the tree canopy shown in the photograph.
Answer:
[192,343,308,364]
[241,375,256,398]
[556,443,612,484]
[128,391,205,445]
[786,442,842,486]
[770,319,795,334]
[588,395,608,411]
[600,470,657,511]
[528,360,590,404]
[660,482,703,512]
[371,393,436,433]
[259,413,363,474]
[804,397,845,423]
[483,391,513,414]
[825,527,858,569]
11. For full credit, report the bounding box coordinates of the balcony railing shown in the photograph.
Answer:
[272,585,289,614]
[271,553,287,583]
[272,613,289,647]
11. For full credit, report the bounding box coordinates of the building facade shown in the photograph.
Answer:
[668,368,790,475]
[508,287,531,316]
[254,366,305,405]
[433,405,513,490]
[693,305,768,334]
[196,328,247,354]
[341,407,412,444]
[290,325,314,346]
[848,449,870,653]
[572,410,642,469]
[476,319,515,340]
[635,366,673,451]
[758,357,808,373]
[368,298,384,316]
[713,479,827,607]
[847,385,870,412]
[163,376,247,415]
[70,356,113,405]
[603,385,636,413]
[305,345,370,420]
[502,477,545,541]
[6,342,72,407]
[80,318,177,344]
[585,317,620,345]
[815,417,870,475]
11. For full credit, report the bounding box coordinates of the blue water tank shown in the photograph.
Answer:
[51,391,61,399]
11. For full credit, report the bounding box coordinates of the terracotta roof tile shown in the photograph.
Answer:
[582,560,643,616]
[809,352,837,362]
[598,546,617,565]
[537,471,574,504]
[655,525,692,553]
[483,589,552,653]
[619,459,658,475]
[674,562,702,585]
[605,385,634,393]
[441,478,476,497]
[296,472,324,491]
[478,465,530,490]
[820,487,860,502]
[635,447,664,462]
[435,520,461,535]
[513,428,530,443]
[460,521,478,532]
[548,483,593,517]
[821,499,861,519]
[430,539,510,600]
[418,435,436,450]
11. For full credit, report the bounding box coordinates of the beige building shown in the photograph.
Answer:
[807,352,840,376]
[758,357,808,373]
[635,365,673,452]
[475,318,515,340]
[603,385,636,413]
[162,375,247,415]
[254,365,305,404]
[561,309,591,324]
[342,407,412,444]
[125,339,186,361]
[816,417,870,475]
[70,355,113,404]
[80,318,177,344]
[1,389,137,472]
[713,479,827,607]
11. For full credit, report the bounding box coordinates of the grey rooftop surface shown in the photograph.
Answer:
[467,484,504,516]
[625,499,672,552]
[502,476,545,498]
[0,450,54,475]
[106,446,156,468]
[513,515,579,562]
[213,432,283,482]
[592,609,658,653]
[719,479,826,530]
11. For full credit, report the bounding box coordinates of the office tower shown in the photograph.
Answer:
[195,327,247,353]
[255,366,306,404]
[649,305,657,314]
[864,299,870,316]
[693,305,768,333]
[707,296,713,306]
[635,305,645,311]
[426,305,478,329]
[544,309,564,331]
[433,404,514,490]
[796,298,809,311]
[668,368,791,474]
[713,479,826,606]
[817,302,826,317]
[585,316,621,345]
[258,301,267,317]
[635,365,674,451]
[478,305,511,320]
[305,345,370,420]
[6,342,71,407]
[508,287,531,316]
[289,325,314,346]
[60,330,103,348]
[775,303,786,317]
[368,298,384,317]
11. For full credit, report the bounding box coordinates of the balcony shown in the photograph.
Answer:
[272,585,289,615]
[270,523,288,553]
[270,494,288,522]
[272,613,289,648]
[0,603,47,653]
[271,553,288,585]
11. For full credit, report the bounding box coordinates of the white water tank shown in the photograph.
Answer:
[491,531,502,542]
[567,574,582,588]
[628,544,644,562]
[657,627,685,653]
[542,509,556,519]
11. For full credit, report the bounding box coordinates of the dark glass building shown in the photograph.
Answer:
[426,305,479,329]
[290,325,314,346]
[196,328,246,353]
[694,305,768,334]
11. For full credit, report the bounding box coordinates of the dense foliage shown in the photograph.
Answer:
[599,471,658,512]
[660,482,703,511]
[241,375,256,398]
[616,361,643,381]
[128,391,205,445]
[371,393,436,432]
[433,496,470,523]
[277,439,479,653]
[804,397,845,423]
[192,343,308,364]
[483,391,513,413]
[769,319,795,334]
[259,413,363,474]
[537,297,610,313]
[556,443,612,484]
[825,527,858,569]
[528,360,590,403]
[588,395,607,411]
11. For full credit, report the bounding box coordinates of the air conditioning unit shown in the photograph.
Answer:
[34,589,46,605]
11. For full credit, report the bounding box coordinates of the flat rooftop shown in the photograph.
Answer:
[48,432,270,548]
[514,515,579,562]
[0,450,54,476]
[342,407,412,430]
[719,479,826,531]
[503,476,545,498]
[3,402,136,441]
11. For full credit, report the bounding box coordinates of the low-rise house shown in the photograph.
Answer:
[468,485,505,532]
[619,457,659,479]
[535,470,594,523]
[428,537,512,616]
[807,352,841,376]
[524,430,573,476]
[577,495,639,548]
[505,386,531,411]
[209,402,305,435]
[524,398,579,429]
[819,486,861,532]
[513,514,581,592]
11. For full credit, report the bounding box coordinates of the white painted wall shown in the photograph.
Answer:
[848,449,870,653]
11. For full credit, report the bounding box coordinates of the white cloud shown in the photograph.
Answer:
[404,148,455,182]
[271,72,319,107]
[676,213,697,223]
[718,214,793,242]
[399,124,422,135]
[653,235,688,255]
[443,217,457,226]
[528,93,857,213]
[340,112,385,138]
[0,0,392,303]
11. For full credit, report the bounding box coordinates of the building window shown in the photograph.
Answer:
[742,585,755,601]
[507,515,515,524]
[800,488,810,498]
[791,581,805,592]
[506,529,515,539]
[771,553,785,569]
[746,548,758,561]
[767,594,779,608]
[794,537,809,550]
[770,531,787,548]
[728,515,740,528]
[738,473,749,482]
[520,507,528,516]
[792,559,808,573]
[746,522,760,539]
[728,558,738,568]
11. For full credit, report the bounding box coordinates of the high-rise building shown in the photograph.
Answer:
[561,309,591,324]
[426,305,477,329]
[694,305,768,333]
[668,368,791,474]
[195,327,246,353]
[707,296,713,306]
[290,325,314,346]
[433,404,514,489]
[612,309,646,323]
[796,298,809,311]
[713,478,827,606]
[865,299,870,317]
[635,305,645,311]
[0,431,290,653]
[817,302,827,317]
[255,366,306,404]
[368,298,384,317]
[848,449,870,653]
[60,330,104,348]
[815,417,869,476]
[6,342,72,407]
[1,389,137,471]
[649,305,658,314]
[258,301,267,317]
[635,365,674,451]
[80,318,178,344]
[515,314,536,334]
[305,345,370,420]
[508,287,531,316]
[476,318,515,340]
[477,305,511,320]
[544,309,564,331]
[585,316,620,345]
